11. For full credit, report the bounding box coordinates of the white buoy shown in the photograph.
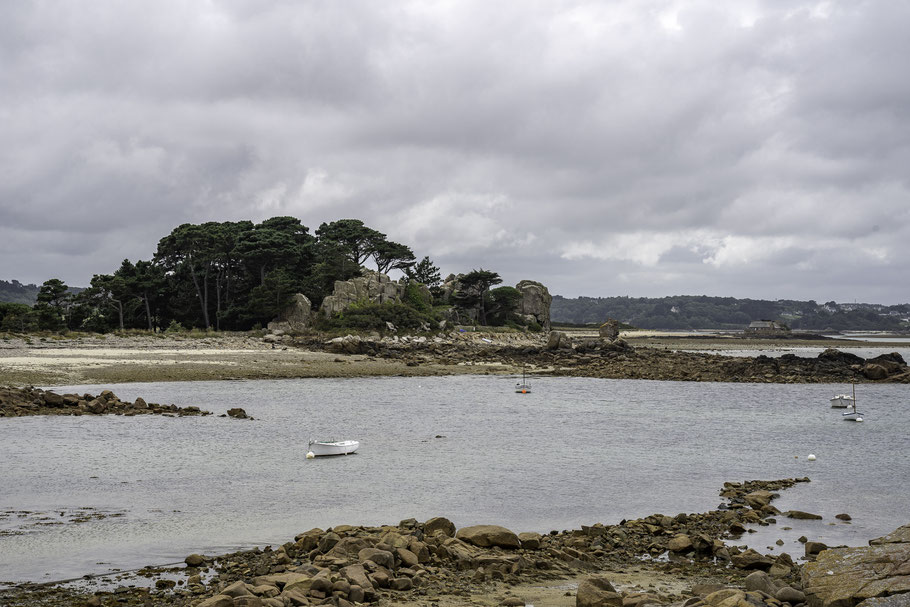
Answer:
[856,417,863,423]
[306,451,315,459]
[808,454,817,461]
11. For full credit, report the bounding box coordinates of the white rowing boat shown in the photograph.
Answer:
[307,440,359,457]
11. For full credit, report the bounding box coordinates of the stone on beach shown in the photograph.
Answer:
[456,524,522,549]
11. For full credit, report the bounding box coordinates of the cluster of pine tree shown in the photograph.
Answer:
[0,217,527,334]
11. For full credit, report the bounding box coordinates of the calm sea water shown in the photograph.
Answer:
[1,375,908,584]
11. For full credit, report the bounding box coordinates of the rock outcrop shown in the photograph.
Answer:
[802,523,910,607]
[0,386,210,417]
[599,319,620,340]
[268,293,314,333]
[320,271,407,316]
[516,280,552,330]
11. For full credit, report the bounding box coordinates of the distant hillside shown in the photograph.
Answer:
[0,280,40,305]
[550,295,910,332]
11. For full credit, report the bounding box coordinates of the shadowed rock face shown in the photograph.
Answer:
[268,293,313,332]
[801,524,910,607]
[516,280,552,330]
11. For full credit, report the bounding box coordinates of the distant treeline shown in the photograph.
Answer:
[0,217,528,335]
[551,295,910,331]
[0,280,40,305]
[0,217,431,333]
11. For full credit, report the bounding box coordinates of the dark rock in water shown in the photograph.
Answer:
[836,513,852,521]
[863,363,889,380]
[185,553,205,567]
[804,541,828,556]
[786,510,823,520]
[227,407,250,419]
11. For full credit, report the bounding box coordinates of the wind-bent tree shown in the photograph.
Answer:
[453,269,502,325]
[316,219,384,270]
[371,240,416,274]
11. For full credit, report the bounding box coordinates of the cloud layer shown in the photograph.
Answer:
[2,1,908,303]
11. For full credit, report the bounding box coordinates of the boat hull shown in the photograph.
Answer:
[842,411,864,422]
[830,395,854,408]
[308,440,359,456]
[515,384,531,394]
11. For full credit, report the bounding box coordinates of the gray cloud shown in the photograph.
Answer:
[1,1,908,303]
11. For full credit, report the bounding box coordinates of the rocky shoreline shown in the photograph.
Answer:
[309,332,910,384]
[2,478,907,607]
[0,386,211,417]
[1,332,908,386]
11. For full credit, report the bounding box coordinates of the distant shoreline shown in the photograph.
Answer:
[1,331,908,387]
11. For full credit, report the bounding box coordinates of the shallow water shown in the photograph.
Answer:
[1,375,908,584]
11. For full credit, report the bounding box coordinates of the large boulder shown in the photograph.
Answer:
[802,523,910,607]
[268,293,313,333]
[576,576,622,607]
[516,280,552,330]
[546,331,574,350]
[424,517,456,538]
[598,319,620,340]
[818,349,865,365]
[456,525,521,549]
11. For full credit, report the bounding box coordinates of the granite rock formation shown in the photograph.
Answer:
[516,279,552,330]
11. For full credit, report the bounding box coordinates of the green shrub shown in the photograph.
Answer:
[318,302,438,332]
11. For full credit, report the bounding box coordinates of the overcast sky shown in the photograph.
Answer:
[2,1,908,304]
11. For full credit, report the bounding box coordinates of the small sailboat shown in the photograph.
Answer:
[841,381,864,422]
[830,394,854,408]
[515,369,531,394]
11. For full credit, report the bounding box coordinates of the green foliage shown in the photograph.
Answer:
[34,279,71,331]
[318,302,438,332]
[404,281,432,312]
[0,302,37,332]
[0,216,461,335]
[486,286,521,326]
[404,256,442,288]
[452,269,502,326]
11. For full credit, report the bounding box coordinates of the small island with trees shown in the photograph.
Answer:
[0,217,548,336]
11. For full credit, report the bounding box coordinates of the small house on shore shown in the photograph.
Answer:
[746,320,789,334]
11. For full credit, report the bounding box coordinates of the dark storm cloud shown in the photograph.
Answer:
[1,1,907,303]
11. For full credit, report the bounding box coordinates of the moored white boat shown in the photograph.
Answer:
[842,409,864,422]
[830,394,854,408]
[837,381,864,421]
[307,440,359,457]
